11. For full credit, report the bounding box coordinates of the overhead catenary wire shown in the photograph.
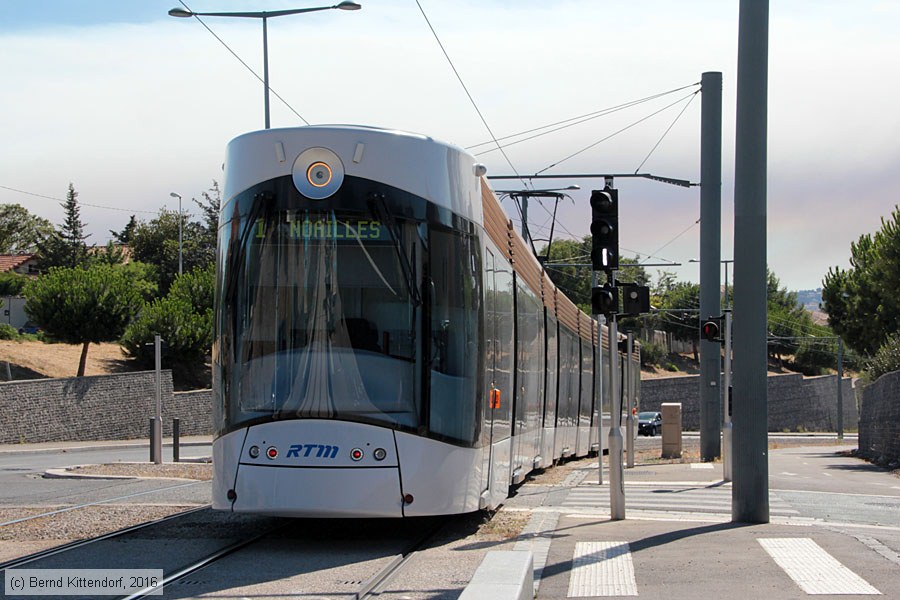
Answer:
[534,90,700,175]
[468,82,701,155]
[634,91,700,173]
[177,0,310,126]
[414,0,529,189]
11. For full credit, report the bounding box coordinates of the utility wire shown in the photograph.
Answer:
[634,90,699,173]
[177,0,310,126]
[0,185,158,215]
[468,82,700,154]
[414,0,528,189]
[535,91,699,175]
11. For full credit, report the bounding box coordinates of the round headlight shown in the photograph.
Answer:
[292,147,344,199]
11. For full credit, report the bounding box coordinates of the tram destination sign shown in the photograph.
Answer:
[253,217,388,242]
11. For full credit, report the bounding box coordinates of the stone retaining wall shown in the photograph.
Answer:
[640,373,856,432]
[858,371,900,465]
[0,371,213,444]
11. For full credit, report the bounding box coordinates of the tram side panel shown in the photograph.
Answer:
[542,313,559,464]
[512,279,545,481]
[482,242,515,502]
[576,338,594,457]
[590,341,603,453]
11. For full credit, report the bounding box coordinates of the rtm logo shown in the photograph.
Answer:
[286,444,339,459]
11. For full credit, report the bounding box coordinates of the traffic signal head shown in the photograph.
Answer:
[701,319,720,342]
[591,284,618,316]
[590,187,618,271]
[621,284,650,316]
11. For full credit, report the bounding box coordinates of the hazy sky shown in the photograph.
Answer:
[2,0,899,291]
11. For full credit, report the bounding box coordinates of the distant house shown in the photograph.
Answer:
[0,254,39,277]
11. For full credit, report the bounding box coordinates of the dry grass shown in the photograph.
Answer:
[67,463,213,481]
[0,340,133,380]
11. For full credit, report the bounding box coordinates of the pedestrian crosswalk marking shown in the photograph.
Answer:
[563,485,798,516]
[567,541,638,597]
[759,538,881,595]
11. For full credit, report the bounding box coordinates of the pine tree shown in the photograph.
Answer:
[36,183,91,270]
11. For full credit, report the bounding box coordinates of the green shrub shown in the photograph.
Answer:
[121,296,212,374]
[639,340,666,367]
[864,333,900,383]
[0,323,17,340]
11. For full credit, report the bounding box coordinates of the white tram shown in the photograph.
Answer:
[211,125,639,517]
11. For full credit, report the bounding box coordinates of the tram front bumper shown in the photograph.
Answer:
[229,463,404,518]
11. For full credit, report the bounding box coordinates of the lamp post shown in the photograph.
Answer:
[169,2,362,129]
[169,192,182,276]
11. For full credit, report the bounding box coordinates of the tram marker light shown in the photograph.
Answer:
[373,448,387,461]
[248,445,260,459]
[350,448,364,461]
[266,446,278,459]
[590,187,619,271]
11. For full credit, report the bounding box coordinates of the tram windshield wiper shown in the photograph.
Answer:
[369,192,422,306]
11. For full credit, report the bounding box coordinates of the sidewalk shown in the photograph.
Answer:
[0,435,212,455]
[503,456,898,599]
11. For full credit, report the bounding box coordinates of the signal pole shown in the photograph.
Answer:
[699,71,723,461]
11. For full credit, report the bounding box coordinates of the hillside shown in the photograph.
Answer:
[0,340,135,380]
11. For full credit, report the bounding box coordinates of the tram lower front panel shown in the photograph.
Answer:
[213,420,483,518]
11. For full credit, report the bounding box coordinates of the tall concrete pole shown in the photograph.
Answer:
[732,0,770,524]
[700,71,723,461]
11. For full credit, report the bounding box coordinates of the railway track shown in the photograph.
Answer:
[0,480,206,529]
[117,515,453,599]
[3,497,459,600]
[0,505,210,571]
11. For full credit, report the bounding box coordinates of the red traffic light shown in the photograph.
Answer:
[701,320,720,342]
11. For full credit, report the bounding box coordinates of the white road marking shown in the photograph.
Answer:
[781,471,797,476]
[759,538,881,595]
[691,463,714,469]
[567,541,638,597]
[822,472,832,477]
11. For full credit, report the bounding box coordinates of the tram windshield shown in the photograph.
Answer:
[218,201,423,433]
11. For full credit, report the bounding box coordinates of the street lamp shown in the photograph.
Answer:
[170,192,183,276]
[169,2,362,129]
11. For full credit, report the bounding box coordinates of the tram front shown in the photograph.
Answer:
[212,126,484,517]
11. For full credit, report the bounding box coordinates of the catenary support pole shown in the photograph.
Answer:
[608,314,625,520]
[723,310,733,482]
[700,71,723,461]
[732,0,770,524]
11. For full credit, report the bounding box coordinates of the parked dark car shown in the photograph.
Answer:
[638,411,662,436]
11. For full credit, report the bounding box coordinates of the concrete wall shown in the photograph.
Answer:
[0,371,213,444]
[640,373,856,432]
[858,371,900,465]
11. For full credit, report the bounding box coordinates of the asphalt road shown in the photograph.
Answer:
[0,442,213,508]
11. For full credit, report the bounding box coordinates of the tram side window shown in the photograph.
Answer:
[428,228,481,444]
